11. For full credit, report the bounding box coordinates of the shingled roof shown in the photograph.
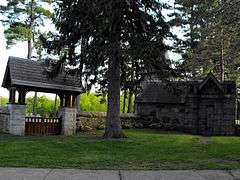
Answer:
[2,56,82,94]
[135,73,236,104]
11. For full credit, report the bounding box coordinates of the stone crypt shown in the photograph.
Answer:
[135,73,238,136]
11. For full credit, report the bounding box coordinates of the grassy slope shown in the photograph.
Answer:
[0,129,240,170]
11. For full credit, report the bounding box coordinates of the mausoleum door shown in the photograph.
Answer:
[205,105,214,136]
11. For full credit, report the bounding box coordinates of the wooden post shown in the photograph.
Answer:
[59,94,64,107]
[71,95,77,108]
[53,94,58,116]
[64,95,71,107]
[9,87,16,104]
[18,90,26,105]
[33,92,37,115]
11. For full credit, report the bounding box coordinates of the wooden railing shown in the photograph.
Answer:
[25,117,62,135]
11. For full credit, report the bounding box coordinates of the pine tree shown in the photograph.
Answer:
[169,0,211,79]
[43,0,172,138]
[171,0,240,83]
[0,0,53,59]
[1,0,53,115]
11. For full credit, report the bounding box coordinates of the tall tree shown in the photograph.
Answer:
[169,0,211,79]
[0,0,53,59]
[171,0,240,82]
[43,0,172,138]
[1,0,53,115]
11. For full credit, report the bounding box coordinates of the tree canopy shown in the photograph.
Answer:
[170,0,240,83]
[42,0,172,138]
[0,0,53,59]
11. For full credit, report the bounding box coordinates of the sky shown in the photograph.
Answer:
[0,0,182,98]
[0,23,29,97]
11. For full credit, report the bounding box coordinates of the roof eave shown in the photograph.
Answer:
[11,79,83,93]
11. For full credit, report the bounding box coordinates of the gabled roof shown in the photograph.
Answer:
[2,56,82,94]
[135,73,236,104]
[199,72,223,92]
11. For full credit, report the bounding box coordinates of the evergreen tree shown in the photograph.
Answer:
[43,0,172,138]
[0,0,53,59]
[1,0,54,115]
[169,0,211,79]
[171,0,240,82]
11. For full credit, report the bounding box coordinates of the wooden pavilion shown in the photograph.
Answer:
[2,56,82,107]
[1,56,82,136]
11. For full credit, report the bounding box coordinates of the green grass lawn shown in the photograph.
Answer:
[0,129,240,170]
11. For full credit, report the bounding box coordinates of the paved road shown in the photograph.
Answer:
[0,168,239,180]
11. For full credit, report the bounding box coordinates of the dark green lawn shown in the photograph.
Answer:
[0,129,240,170]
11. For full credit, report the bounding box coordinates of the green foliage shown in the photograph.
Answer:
[25,96,59,117]
[4,23,33,46]
[171,0,240,82]
[1,129,240,170]
[0,97,8,107]
[0,0,53,58]
[79,93,107,112]
[0,93,134,115]
[80,93,134,113]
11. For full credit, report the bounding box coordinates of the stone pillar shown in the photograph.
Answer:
[58,107,76,136]
[76,95,80,112]
[7,104,26,136]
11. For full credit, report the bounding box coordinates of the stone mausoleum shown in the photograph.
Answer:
[135,73,238,135]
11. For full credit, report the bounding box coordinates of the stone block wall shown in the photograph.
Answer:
[8,104,26,136]
[135,103,186,130]
[0,107,10,133]
[184,97,199,134]
[76,112,138,132]
[222,97,236,135]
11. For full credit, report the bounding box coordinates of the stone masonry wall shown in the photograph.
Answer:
[76,112,139,132]
[0,107,10,133]
[135,103,186,130]
[222,97,236,135]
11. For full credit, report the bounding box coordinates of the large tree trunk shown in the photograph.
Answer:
[104,42,126,139]
[127,90,133,113]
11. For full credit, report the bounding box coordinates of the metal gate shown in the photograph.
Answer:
[25,117,62,135]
